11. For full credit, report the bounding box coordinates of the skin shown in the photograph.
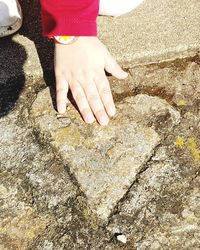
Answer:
[54,36,128,125]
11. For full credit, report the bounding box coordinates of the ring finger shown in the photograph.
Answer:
[69,82,95,124]
[80,79,109,125]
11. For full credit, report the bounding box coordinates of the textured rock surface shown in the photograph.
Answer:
[107,139,200,249]
[104,59,200,249]
[0,171,47,250]
[1,0,200,248]
[0,35,43,84]
[1,56,200,249]
[0,107,79,249]
[30,87,182,221]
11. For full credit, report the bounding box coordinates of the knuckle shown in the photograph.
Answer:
[77,75,85,84]
[55,68,63,77]
[95,109,105,117]
[70,86,85,102]
[83,69,95,79]
[80,107,90,114]
[56,94,66,102]
[72,70,85,83]
[75,93,85,103]
[88,93,99,102]
[94,74,105,82]
[56,95,66,103]
[81,78,93,88]
[100,87,111,95]
[55,69,71,81]
[56,87,65,93]
[70,83,79,93]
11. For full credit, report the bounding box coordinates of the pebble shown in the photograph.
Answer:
[116,234,127,244]
[56,114,71,126]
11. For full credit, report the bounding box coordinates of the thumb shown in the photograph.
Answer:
[105,53,128,79]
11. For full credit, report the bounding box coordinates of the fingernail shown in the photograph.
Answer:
[99,116,109,126]
[109,106,116,117]
[122,71,128,78]
[85,115,95,124]
[58,105,65,114]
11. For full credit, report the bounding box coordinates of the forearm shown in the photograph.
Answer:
[40,0,99,36]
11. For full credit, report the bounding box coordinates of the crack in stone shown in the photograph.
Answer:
[106,142,162,226]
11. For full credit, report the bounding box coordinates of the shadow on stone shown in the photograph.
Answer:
[0,36,26,117]
[18,0,83,115]
[18,0,57,105]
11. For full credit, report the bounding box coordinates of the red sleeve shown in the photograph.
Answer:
[40,0,99,36]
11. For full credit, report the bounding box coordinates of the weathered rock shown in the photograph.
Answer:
[1,57,199,248]
[0,0,199,247]
[129,57,200,106]
[116,94,181,131]
[30,87,181,221]
[0,171,47,250]
[107,177,200,249]
[0,35,43,84]
[0,108,79,249]
[107,116,200,249]
[116,234,127,244]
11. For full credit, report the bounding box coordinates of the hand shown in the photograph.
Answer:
[54,36,128,125]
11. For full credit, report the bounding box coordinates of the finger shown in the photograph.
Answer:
[69,82,95,124]
[56,74,69,114]
[94,73,116,117]
[105,54,128,79]
[80,79,110,126]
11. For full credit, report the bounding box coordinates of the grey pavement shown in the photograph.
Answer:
[98,0,200,66]
[0,0,200,249]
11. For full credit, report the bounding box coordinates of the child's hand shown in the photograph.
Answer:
[54,37,128,125]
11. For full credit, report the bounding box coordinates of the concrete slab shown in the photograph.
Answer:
[1,0,199,83]
[98,0,200,66]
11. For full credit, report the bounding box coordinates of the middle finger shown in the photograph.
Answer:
[80,79,110,125]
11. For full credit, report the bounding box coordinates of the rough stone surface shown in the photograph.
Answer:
[0,107,79,249]
[30,87,182,221]
[0,171,47,250]
[1,56,200,248]
[0,106,110,250]
[128,56,200,105]
[105,58,200,249]
[107,143,200,249]
[0,35,43,84]
[1,0,200,248]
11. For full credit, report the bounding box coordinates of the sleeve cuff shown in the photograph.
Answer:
[42,19,98,37]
